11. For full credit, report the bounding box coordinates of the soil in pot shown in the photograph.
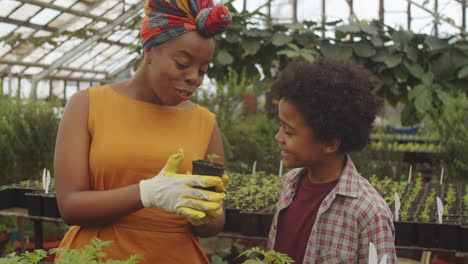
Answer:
[192,159,225,191]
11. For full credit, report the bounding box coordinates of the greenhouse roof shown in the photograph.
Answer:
[0,0,144,85]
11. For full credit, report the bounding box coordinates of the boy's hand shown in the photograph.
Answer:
[139,149,226,220]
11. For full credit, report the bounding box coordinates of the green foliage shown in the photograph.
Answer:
[0,96,61,184]
[238,247,294,264]
[211,6,468,124]
[443,184,456,215]
[207,153,220,163]
[431,92,468,181]
[0,238,144,264]
[226,172,280,212]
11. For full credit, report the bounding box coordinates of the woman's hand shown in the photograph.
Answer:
[139,148,226,223]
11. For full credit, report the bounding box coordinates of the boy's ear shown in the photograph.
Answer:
[323,137,341,154]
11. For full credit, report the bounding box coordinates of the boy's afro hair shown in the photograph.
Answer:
[272,57,383,153]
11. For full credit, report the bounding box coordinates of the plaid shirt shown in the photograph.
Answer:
[267,156,396,264]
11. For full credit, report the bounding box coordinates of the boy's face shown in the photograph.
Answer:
[275,98,327,169]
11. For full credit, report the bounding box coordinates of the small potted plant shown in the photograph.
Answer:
[437,184,460,250]
[415,186,439,248]
[192,153,225,191]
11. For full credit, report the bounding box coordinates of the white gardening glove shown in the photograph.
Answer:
[139,148,226,225]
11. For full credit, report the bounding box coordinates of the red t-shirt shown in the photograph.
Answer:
[274,171,339,263]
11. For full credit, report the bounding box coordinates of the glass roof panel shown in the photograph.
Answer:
[0,23,17,38]
[24,47,54,63]
[90,0,119,16]
[0,45,12,58]
[30,8,61,26]
[23,66,43,75]
[67,18,93,31]
[53,0,79,8]
[48,13,77,28]
[72,1,93,12]
[103,2,125,20]
[0,0,21,17]
[9,4,42,21]
[32,30,53,37]
[15,26,36,38]
[66,42,110,68]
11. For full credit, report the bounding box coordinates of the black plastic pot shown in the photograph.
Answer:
[224,207,242,232]
[0,186,16,210]
[25,191,43,216]
[461,217,468,252]
[394,221,417,246]
[416,221,439,248]
[192,160,225,191]
[438,222,460,250]
[259,212,274,238]
[43,192,60,218]
[240,211,261,237]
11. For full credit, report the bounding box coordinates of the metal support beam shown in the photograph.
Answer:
[407,1,412,30]
[434,0,439,37]
[2,73,106,84]
[321,0,326,37]
[379,0,385,23]
[17,0,113,24]
[0,17,130,48]
[31,3,141,85]
[462,0,466,35]
[0,59,107,75]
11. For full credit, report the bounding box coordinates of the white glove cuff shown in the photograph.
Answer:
[139,178,156,208]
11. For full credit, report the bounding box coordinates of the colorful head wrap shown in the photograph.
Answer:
[140,0,232,49]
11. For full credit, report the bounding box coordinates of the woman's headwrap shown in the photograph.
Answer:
[140,0,232,49]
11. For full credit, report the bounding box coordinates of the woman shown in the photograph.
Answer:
[54,0,232,263]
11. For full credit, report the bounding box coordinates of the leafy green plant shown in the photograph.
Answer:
[0,96,61,185]
[238,247,294,264]
[419,188,437,223]
[207,153,220,163]
[443,184,456,215]
[0,238,143,264]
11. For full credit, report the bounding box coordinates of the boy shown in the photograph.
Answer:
[267,58,396,263]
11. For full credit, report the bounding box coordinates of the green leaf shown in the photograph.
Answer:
[371,35,384,47]
[401,102,421,126]
[353,42,376,58]
[409,84,425,100]
[458,65,468,79]
[225,31,240,43]
[404,62,424,79]
[383,54,402,68]
[415,88,433,114]
[244,28,272,38]
[435,88,451,105]
[360,24,378,35]
[271,32,293,47]
[421,72,434,85]
[320,41,353,58]
[242,38,261,55]
[425,36,449,51]
[215,50,234,65]
[392,30,413,45]
[405,46,418,62]
[336,24,361,33]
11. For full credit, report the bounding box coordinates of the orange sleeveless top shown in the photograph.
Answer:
[58,85,215,263]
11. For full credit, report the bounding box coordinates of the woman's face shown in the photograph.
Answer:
[145,31,215,106]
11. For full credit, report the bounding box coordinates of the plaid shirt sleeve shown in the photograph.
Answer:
[358,210,397,263]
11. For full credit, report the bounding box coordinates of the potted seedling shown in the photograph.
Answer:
[461,184,468,252]
[437,184,460,250]
[237,247,294,264]
[416,186,439,248]
[25,169,60,218]
[192,153,225,191]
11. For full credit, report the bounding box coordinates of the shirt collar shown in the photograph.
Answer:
[334,154,360,198]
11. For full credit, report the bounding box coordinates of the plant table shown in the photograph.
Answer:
[0,207,63,252]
